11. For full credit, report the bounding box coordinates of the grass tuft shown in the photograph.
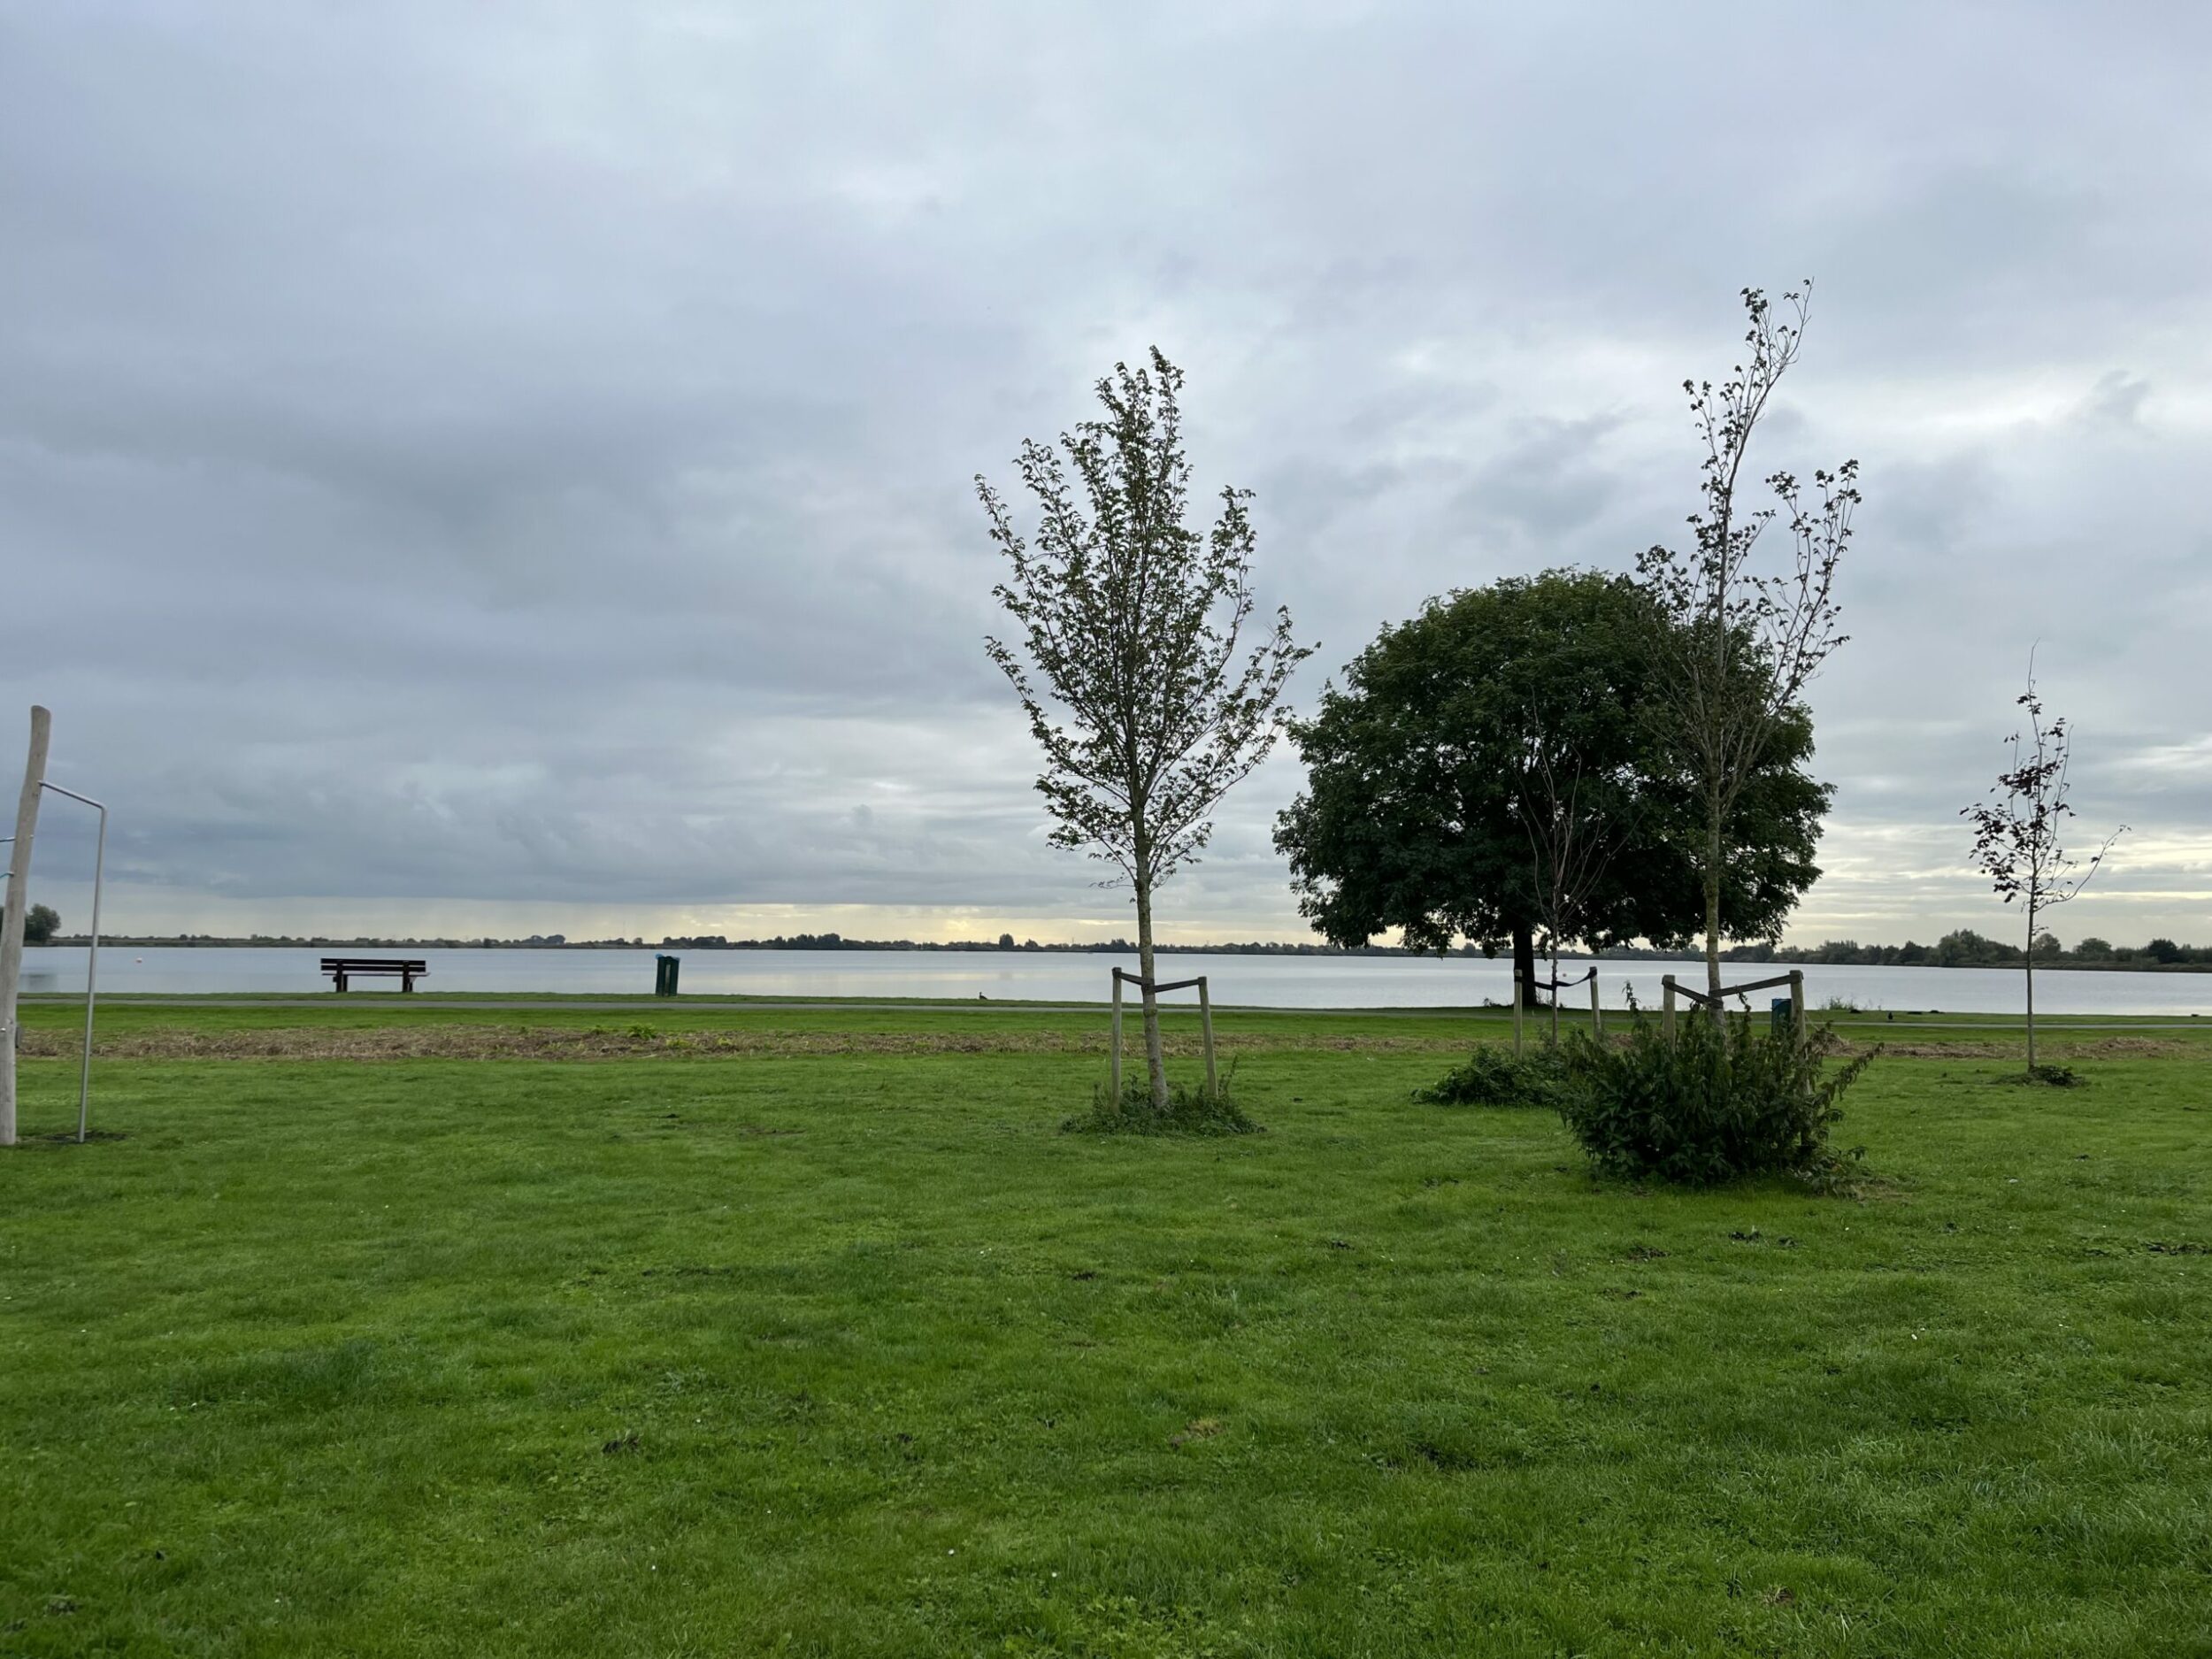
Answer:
[1064,1066,1260,1136]
[1999,1062,2086,1087]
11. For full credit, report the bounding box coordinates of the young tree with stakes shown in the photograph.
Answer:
[1639,280,1859,1001]
[1963,661,2126,1073]
[979,349,1310,1112]
[1516,706,1632,1043]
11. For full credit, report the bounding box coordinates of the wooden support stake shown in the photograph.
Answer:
[1662,974,1677,1044]
[1512,969,1524,1057]
[1790,970,1806,1044]
[1110,971,1124,1100]
[1198,976,1217,1096]
[1590,972,1602,1039]
[0,705,52,1148]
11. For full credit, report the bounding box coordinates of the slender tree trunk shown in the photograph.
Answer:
[1133,868,1169,1111]
[1702,793,1724,1002]
[1512,922,1537,1011]
[1548,941,1561,1048]
[2025,902,2037,1074]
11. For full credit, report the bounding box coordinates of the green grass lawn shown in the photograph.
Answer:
[2,1000,2208,1656]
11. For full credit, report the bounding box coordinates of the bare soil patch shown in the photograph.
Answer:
[18,1024,1475,1063]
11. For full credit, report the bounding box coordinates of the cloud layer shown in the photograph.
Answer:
[5,2,2209,946]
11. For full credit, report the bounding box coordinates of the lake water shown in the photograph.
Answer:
[18,945,2212,1016]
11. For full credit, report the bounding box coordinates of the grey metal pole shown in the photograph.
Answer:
[42,783,105,1142]
[1590,971,1601,1039]
[0,706,53,1148]
[1662,974,1677,1043]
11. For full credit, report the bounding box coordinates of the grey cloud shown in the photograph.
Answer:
[5,2,2212,948]
[2080,371,2151,428]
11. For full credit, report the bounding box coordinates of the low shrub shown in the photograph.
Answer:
[1415,1045,1568,1108]
[1556,1010,1873,1187]
[1065,1065,1260,1137]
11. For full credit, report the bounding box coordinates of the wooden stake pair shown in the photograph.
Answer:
[1512,966,1601,1056]
[1661,970,1805,1042]
[1110,968,1217,1098]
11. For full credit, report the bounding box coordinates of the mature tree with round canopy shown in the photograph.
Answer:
[1274,570,1827,999]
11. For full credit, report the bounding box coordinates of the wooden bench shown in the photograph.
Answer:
[321,956,429,993]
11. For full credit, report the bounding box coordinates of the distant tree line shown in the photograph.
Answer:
[59,929,1505,956]
[653,933,1508,956]
[53,928,2212,970]
[1598,931,2209,970]
[68,932,645,949]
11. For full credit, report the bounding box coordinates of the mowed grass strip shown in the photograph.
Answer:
[0,1006,2207,1656]
[19,995,2212,1059]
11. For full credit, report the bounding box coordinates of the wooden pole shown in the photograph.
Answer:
[1590,971,1601,1039]
[1511,969,1524,1057]
[1662,974,1677,1045]
[1110,971,1123,1101]
[0,705,53,1148]
[1198,976,1217,1097]
[1790,970,1805,1044]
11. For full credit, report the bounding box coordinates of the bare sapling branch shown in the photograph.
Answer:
[1516,716,1639,1041]
[1962,653,2127,1073]
[1638,280,1858,999]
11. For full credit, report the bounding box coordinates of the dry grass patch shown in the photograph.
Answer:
[1831,1035,2189,1061]
[19,1023,1476,1063]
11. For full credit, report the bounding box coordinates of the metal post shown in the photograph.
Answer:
[1197,976,1217,1096]
[1590,971,1601,1039]
[1511,968,1524,1057]
[1662,974,1677,1043]
[0,706,53,1148]
[1790,970,1805,1045]
[42,783,105,1143]
[1110,971,1123,1100]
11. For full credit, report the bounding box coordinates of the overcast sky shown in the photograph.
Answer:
[5,2,2209,946]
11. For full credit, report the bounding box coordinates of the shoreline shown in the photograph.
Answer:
[28,940,2212,974]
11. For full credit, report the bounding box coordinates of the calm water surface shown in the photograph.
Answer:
[19,945,2212,1016]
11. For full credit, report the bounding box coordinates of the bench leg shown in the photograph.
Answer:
[402,972,414,993]
[334,972,347,994]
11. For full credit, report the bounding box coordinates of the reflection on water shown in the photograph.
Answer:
[15,945,2212,1016]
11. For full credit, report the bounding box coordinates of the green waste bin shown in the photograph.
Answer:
[1770,996,1790,1036]
[655,955,681,997]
